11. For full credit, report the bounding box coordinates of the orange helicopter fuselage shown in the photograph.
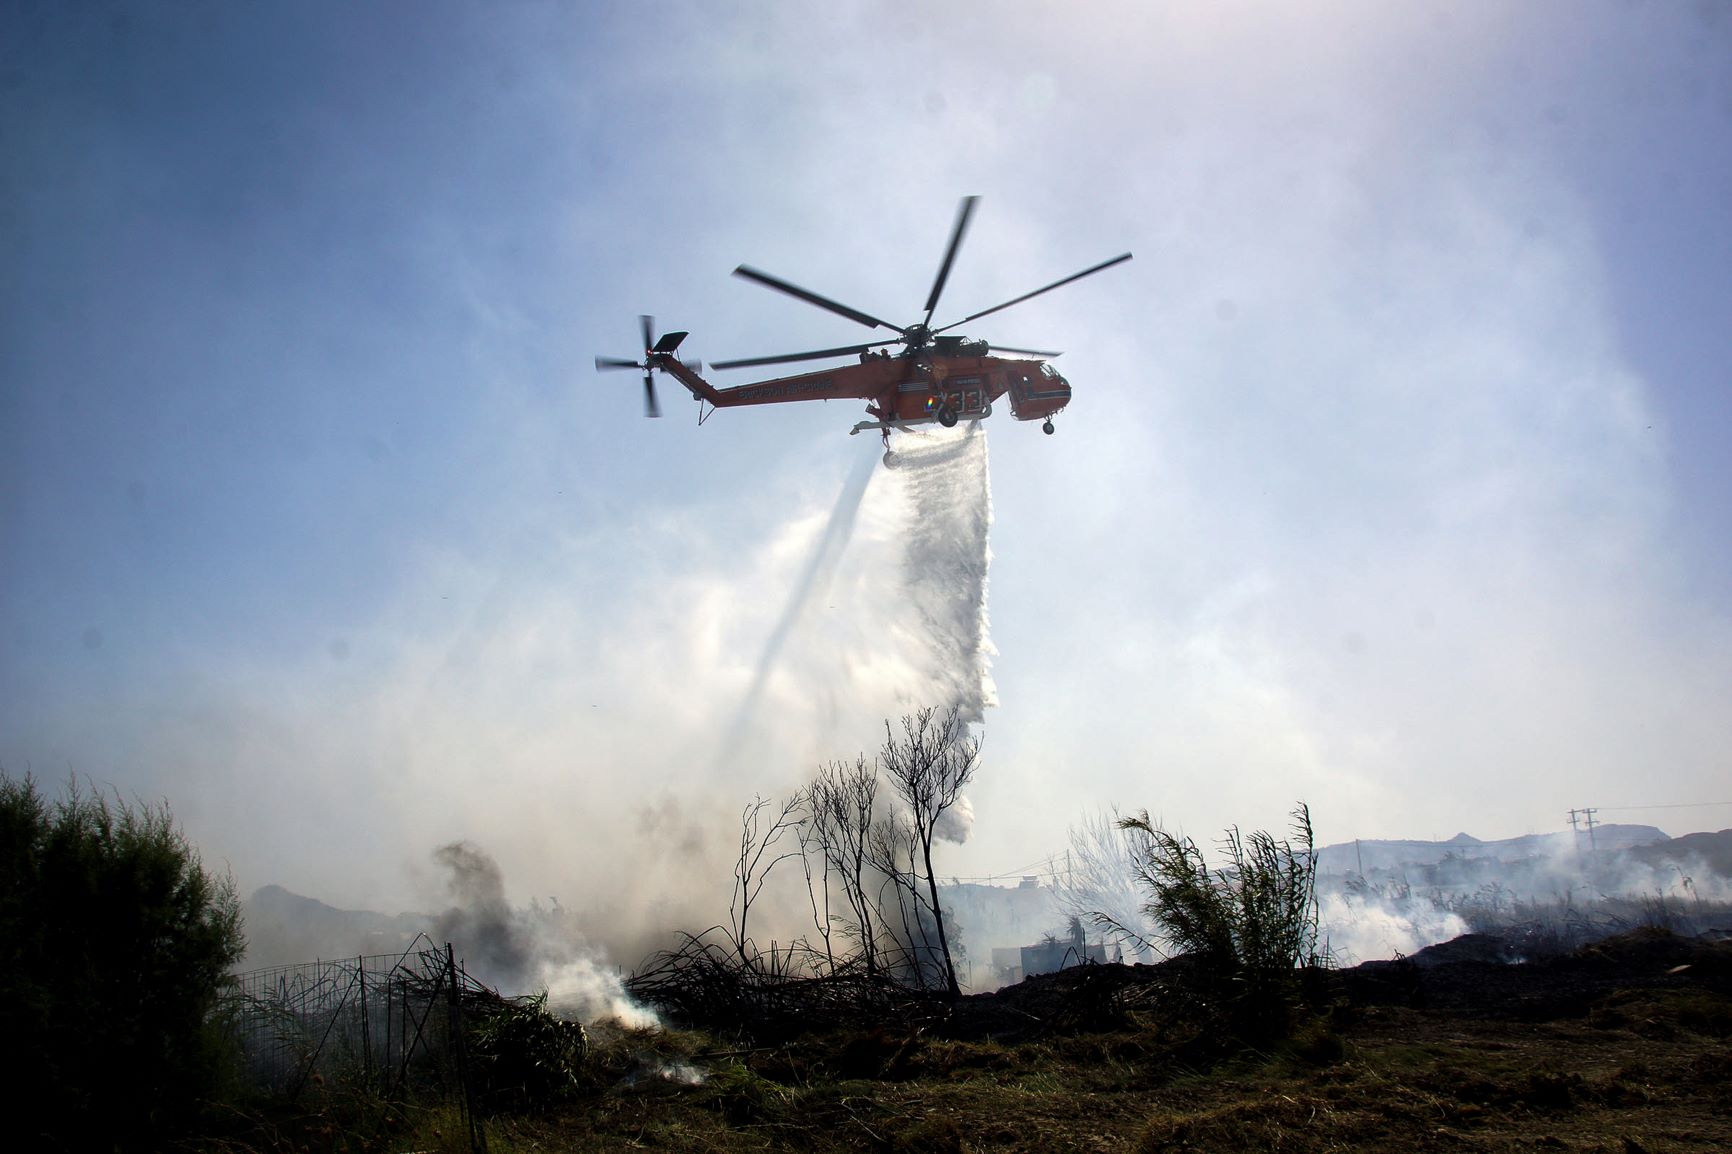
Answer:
[659,351,1071,427]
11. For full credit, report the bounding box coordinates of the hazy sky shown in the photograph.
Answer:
[4,1,1731,925]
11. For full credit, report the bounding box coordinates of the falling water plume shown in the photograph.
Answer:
[720,445,880,763]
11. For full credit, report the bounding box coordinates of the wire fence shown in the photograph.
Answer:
[225,934,489,1149]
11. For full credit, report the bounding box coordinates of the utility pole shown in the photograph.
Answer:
[1567,807,1600,864]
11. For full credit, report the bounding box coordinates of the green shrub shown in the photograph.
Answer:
[468,991,590,1110]
[1110,803,1324,1035]
[0,772,246,1149]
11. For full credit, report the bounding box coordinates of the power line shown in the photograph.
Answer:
[1595,801,1732,812]
[945,855,1063,885]
[976,854,1060,878]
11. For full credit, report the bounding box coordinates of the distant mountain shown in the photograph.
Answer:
[1626,829,1732,879]
[1315,824,1669,876]
[240,885,432,971]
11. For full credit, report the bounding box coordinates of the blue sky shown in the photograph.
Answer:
[4,2,1730,927]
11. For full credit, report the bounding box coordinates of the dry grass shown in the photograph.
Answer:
[198,938,1732,1153]
[419,982,1730,1154]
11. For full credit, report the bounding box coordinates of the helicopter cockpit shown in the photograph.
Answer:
[1006,360,1071,424]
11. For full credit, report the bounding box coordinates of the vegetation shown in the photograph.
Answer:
[1097,803,1326,1037]
[200,926,1732,1153]
[14,748,1728,1154]
[468,991,592,1112]
[875,707,980,998]
[0,771,246,1149]
[632,706,982,1033]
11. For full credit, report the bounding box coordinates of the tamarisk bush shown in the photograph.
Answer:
[1101,803,1325,1035]
[1,772,245,1149]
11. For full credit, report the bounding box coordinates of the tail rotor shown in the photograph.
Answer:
[595,314,689,418]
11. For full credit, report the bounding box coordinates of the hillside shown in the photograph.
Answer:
[1314,824,1670,876]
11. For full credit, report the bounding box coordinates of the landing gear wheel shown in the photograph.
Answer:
[1042,419,1055,435]
[938,407,958,428]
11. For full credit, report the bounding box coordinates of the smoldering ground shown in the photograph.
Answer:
[1053,810,1732,971]
[431,840,655,1026]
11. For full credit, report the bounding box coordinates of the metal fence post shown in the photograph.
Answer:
[445,943,486,1154]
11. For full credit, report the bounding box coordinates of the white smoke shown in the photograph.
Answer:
[207,423,1005,974]
[934,793,975,845]
[1312,827,1732,964]
[431,841,660,1026]
[542,955,659,1030]
[1318,891,1470,967]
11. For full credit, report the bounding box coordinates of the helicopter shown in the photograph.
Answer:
[595,197,1130,447]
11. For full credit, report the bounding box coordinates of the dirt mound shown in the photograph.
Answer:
[639,929,1732,1049]
[941,955,1208,1041]
[1341,927,1732,1020]
[938,928,1732,1040]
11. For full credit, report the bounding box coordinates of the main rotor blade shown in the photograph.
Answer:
[639,314,655,353]
[733,265,905,333]
[923,195,979,328]
[710,340,896,370]
[934,252,1133,333]
[595,355,645,371]
[643,371,661,418]
[987,344,1062,357]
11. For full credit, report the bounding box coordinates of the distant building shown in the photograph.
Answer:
[941,882,1129,989]
[989,946,1024,985]
[1019,937,1109,979]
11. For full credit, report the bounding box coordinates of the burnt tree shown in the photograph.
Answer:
[801,756,883,975]
[878,706,980,999]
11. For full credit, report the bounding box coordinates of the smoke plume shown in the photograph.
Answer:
[224,424,1007,983]
[1317,893,1470,965]
[432,841,656,1026]
[432,841,530,987]
[934,793,975,846]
